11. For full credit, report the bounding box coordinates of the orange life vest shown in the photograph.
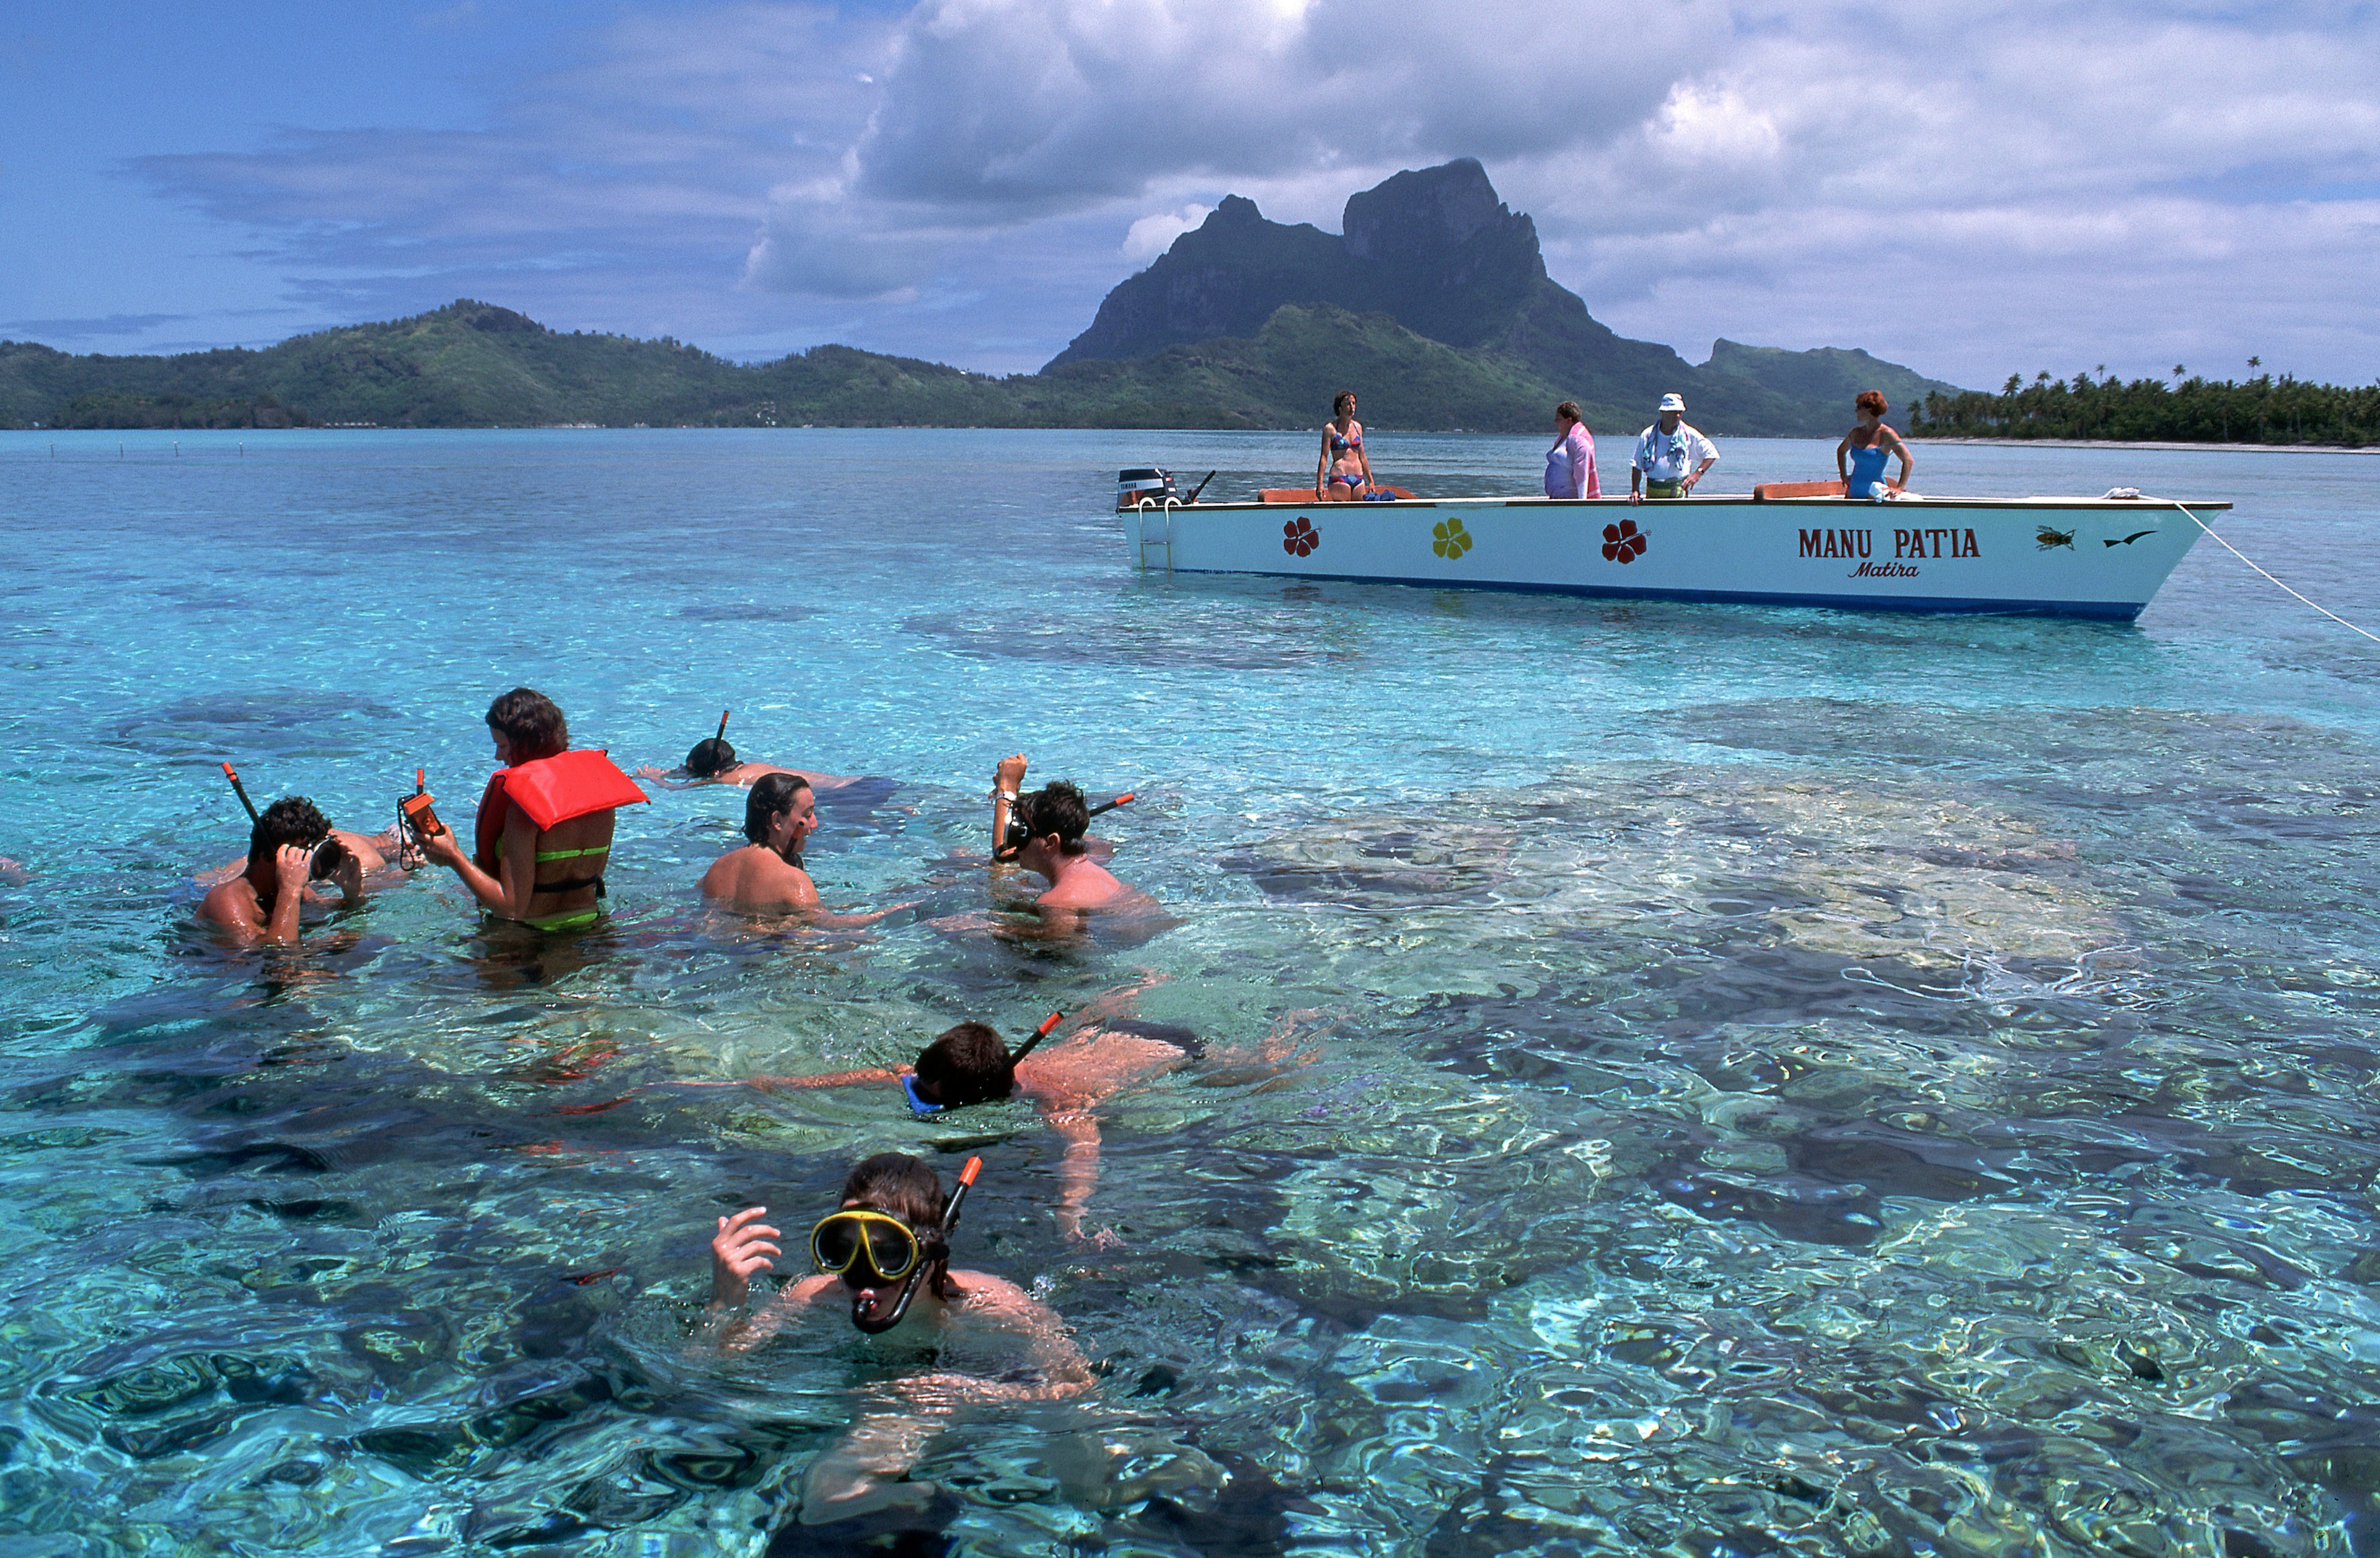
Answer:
[472,749,648,873]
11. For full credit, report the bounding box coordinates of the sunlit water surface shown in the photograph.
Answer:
[3,428,2379,1556]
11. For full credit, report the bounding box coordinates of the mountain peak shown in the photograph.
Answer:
[1342,157,1510,262]
[1207,193,1266,229]
[1045,158,1547,368]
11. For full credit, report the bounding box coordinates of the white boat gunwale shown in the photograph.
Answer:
[1167,494,2233,513]
[1119,488,2232,621]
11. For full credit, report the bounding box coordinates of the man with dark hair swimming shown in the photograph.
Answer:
[198,795,365,944]
[989,754,1140,911]
[637,716,858,792]
[745,985,1313,1244]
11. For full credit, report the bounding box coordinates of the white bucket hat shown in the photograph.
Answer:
[1657,392,1687,413]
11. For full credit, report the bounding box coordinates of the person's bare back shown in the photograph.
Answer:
[701,841,821,912]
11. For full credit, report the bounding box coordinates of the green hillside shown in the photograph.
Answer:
[0,298,1947,436]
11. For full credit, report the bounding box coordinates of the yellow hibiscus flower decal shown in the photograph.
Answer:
[1431,518,1473,559]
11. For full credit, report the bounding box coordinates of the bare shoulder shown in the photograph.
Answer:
[951,1271,1039,1311]
[198,877,257,927]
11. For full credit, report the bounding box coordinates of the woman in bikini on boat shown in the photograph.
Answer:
[1315,390,1378,500]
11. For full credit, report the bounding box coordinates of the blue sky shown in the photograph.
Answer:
[4,1,2377,386]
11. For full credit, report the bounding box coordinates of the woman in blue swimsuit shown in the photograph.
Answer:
[1315,390,1378,499]
[1836,389,1913,498]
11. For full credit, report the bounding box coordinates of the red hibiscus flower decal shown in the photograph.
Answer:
[1602,518,1647,564]
[1283,516,1320,557]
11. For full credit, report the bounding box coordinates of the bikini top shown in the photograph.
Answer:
[1330,425,1362,454]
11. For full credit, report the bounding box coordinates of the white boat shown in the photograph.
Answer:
[1116,475,2228,621]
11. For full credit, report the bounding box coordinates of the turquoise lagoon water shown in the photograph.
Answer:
[2,428,2380,1556]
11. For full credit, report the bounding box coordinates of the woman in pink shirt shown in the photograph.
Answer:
[1545,400,1601,499]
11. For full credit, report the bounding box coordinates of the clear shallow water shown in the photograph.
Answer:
[2,428,2379,1556]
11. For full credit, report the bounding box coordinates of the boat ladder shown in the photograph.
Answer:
[1134,497,1179,573]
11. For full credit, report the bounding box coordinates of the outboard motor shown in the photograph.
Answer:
[1116,467,1179,511]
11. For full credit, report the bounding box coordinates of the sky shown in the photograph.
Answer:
[3,1,2377,387]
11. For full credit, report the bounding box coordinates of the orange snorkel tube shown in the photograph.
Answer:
[851,1156,982,1334]
[221,761,262,825]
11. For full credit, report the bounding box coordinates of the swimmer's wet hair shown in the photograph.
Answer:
[686,737,736,778]
[1015,781,1090,856]
[841,1152,960,1299]
[744,771,811,843]
[486,688,567,761]
[247,795,332,874]
[913,1021,1013,1108]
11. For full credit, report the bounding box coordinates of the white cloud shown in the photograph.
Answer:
[1121,205,1210,261]
[109,0,2380,381]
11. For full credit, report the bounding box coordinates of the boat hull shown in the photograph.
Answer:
[1124,495,2225,620]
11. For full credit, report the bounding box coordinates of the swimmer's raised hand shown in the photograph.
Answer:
[710,1206,782,1308]
[273,844,314,893]
[995,753,1028,791]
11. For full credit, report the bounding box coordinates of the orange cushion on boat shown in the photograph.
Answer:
[499,750,648,830]
[1753,480,1848,500]
[1259,486,1417,502]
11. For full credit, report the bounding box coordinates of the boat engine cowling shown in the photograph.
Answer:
[1116,467,1179,511]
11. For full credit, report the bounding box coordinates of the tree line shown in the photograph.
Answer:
[1907,366,2380,447]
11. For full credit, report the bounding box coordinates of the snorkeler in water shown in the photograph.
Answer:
[746,983,1313,1244]
[705,1152,1092,1521]
[699,772,910,924]
[989,755,1142,911]
[638,710,860,792]
[749,1009,1192,1244]
[198,795,369,945]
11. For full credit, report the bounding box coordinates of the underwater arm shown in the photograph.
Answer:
[1044,1107,1106,1244]
[744,1067,904,1092]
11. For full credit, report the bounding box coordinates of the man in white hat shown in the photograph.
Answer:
[1628,392,1719,504]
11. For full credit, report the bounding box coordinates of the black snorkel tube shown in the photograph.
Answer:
[852,1155,982,1334]
[994,790,1136,862]
[221,761,262,825]
[715,709,730,745]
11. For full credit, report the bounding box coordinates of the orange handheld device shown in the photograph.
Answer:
[401,770,445,834]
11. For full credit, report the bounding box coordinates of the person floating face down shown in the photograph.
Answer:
[705,1152,1093,1523]
[637,728,860,793]
[988,755,1139,912]
[1836,389,1915,499]
[198,795,365,945]
[410,687,646,932]
[1628,392,1720,504]
[748,1013,1204,1244]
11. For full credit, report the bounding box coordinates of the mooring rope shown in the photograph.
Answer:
[2169,498,2380,645]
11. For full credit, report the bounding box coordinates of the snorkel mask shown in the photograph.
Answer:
[903,1011,1064,1117]
[813,1156,983,1334]
[994,790,1137,862]
[225,761,351,881]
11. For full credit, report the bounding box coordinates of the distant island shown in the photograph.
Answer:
[1911,370,2378,448]
[2,159,1975,436]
